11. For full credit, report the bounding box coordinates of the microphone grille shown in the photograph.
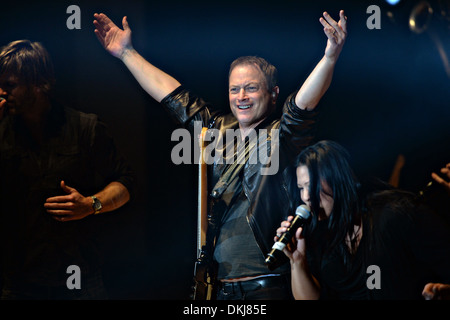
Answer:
[296,204,311,219]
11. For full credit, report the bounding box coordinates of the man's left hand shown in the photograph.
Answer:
[320,10,347,63]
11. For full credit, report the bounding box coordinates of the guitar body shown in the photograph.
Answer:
[192,247,215,300]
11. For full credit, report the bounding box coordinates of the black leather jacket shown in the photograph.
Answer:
[162,86,318,261]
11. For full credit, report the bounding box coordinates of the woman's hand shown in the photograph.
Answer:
[275,216,307,264]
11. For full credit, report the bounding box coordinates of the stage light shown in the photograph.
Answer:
[409,1,433,33]
[386,0,401,5]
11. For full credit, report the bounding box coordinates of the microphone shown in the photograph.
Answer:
[265,204,311,270]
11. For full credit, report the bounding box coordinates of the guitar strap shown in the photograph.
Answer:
[210,134,253,200]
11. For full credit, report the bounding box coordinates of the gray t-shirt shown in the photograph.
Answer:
[213,171,289,280]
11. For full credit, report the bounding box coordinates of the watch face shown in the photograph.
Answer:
[94,200,102,210]
[93,197,102,211]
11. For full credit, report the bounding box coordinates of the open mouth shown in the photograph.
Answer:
[237,104,252,110]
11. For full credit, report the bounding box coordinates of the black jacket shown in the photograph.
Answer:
[162,86,318,262]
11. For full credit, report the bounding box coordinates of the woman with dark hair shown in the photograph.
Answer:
[276,140,450,300]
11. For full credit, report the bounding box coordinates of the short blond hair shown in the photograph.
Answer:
[229,56,278,91]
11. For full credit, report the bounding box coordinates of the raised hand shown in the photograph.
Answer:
[320,10,347,63]
[93,13,132,59]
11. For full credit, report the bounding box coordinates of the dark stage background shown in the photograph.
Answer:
[0,0,449,299]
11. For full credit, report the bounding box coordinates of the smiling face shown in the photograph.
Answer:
[228,64,278,131]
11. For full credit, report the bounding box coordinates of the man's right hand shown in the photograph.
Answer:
[93,13,133,59]
[93,12,181,103]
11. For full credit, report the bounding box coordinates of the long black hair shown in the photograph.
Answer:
[296,140,362,264]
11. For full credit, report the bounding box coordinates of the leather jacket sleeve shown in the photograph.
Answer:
[279,91,319,160]
[160,86,221,131]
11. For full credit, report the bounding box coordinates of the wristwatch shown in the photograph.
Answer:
[91,196,103,215]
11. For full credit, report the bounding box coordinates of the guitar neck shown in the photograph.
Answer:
[197,127,208,258]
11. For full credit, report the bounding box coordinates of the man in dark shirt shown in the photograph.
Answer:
[0,40,135,299]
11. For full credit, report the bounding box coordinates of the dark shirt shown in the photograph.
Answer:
[0,104,135,288]
[214,170,278,279]
[307,190,450,300]
[212,132,289,279]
